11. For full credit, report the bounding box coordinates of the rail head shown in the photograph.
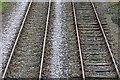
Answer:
[72,0,85,80]
[2,0,32,79]
[38,0,51,79]
[90,0,120,79]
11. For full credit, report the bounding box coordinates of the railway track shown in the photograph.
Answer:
[39,1,82,79]
[2,0,49,79]
[72,0,120,79]
[2,0,120,79]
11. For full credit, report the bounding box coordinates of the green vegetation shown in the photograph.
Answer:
[111,2,120,25]
[0,1,9,12]
[0,1,2,11]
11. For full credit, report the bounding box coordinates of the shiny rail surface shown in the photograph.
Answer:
[72,0,85,80]
[2,0,32,79]
[39,0,51,79]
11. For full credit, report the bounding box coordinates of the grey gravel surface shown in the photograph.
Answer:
[1,1,119,79]
[75,2,118,78]
[4,2,48,78]
[41,2,81,78]
[1,2,28,78]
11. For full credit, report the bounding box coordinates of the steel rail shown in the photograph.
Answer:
[39,0,51,79]
[90,0,120,79]
[2,0,33,79]
[72,0,85,80]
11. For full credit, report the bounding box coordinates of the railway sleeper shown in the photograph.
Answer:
[83,58,111,63]
[79,27,101,30]
[79,24,108,26]
[77,21,98,25]
[81,43,106,46]
[81,41,106,45]
[79,34,103,37]
[80,34,103,37]
[81,43,106,47]
[84,54,109,58]
[79,31,110,34]
[80,31,102,34]
[79,28,110,31]
[78,25,109,29]
[82,50,108,54]
[86,72,117,78]
[79,17,97,20]
[75,2,91,5]
[83,56,109,60]
[86,70,116,75]
[79,28,110,32]
[78,22,107,25]
[81,31,110,35]
[85,65,115,71]
[79,17,107,23]
[80,36,111,40]
[75,8,93,11]
[80,37,104,41]
[83,51,108,55]
[85,62,112,66]
[83,57,111,62]
[81,47,108,51]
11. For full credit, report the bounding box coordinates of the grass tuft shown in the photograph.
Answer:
[0,1,10,12]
